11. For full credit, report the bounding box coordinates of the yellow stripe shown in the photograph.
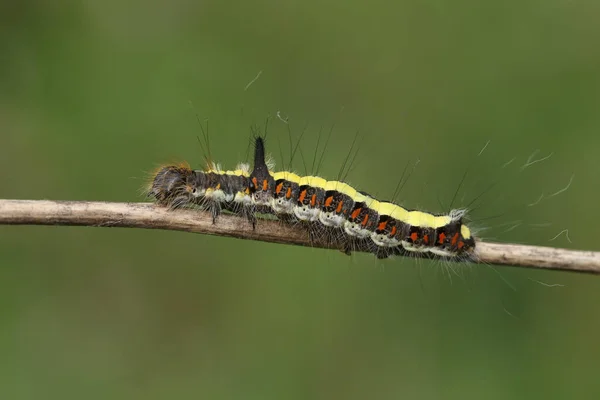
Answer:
[390,205,410,221]
[375,202,409,220]
[461,224,472,239]
[367,198,381,211]
[324,180,357,198]
[351,191,370,203]
[272,171,301,183]
[405,211,451,228]
[377,202,398,216]
[298,175,327,189]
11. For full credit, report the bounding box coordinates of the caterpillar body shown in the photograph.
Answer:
[148,136,476,260]
[149,162,254,222]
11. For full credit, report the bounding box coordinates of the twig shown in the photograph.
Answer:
[1,199,598,275]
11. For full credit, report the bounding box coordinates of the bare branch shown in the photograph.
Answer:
[1,199,598,275]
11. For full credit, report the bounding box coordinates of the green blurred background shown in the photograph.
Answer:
[1,1,599,399]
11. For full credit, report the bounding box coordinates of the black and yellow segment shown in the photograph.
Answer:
[248,136,476,259]
[148,162,253,222]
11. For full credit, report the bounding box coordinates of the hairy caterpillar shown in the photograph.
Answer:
[147,135,475,260]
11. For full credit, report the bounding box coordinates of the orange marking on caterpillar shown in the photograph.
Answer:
[361,213,370,227]
[262,179,268,191]
[335,201,344,214]
[275,182,283,194]
[310,194,317,207]
[351,208,362,220]
[457,241,465,250]
[252,177,258,187]
[377,221,387,231]
[451,232,460,246]
[423,234,429,245]
[390,226,397,236]
[325,196,334,207]
[285,187,292,199]
[410,232,418,242]
[299,189,307,203]
[438,232,447,244]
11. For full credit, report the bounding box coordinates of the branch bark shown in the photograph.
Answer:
[1,199,598,275]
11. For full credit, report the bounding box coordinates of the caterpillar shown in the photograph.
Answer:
[147,133,476,261]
